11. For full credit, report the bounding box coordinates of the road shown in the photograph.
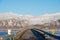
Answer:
[2,28,60,40]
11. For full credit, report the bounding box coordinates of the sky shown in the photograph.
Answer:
[0,0,60,16]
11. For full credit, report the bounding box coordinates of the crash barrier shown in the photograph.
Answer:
[34,29,60,40]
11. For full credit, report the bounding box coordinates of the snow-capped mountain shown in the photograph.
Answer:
[0,12,60,25]
[0,12,33,20]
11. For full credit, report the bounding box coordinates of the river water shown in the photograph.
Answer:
[0,30,18,36]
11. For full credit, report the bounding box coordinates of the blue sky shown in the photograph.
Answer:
[0,0,60,16]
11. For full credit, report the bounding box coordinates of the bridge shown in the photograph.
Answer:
[0,28,60,40]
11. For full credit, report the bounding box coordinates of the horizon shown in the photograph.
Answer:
[0,12,60,16]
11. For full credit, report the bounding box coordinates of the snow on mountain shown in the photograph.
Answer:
[0,12,20,20]
[0,12,33,20]
[40,13,60,21]
[0,12,60,24]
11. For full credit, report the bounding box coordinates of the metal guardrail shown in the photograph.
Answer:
[15,28,28,40]
[33,29,60,40]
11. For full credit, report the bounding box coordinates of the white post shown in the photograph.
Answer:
[8,29,11,35]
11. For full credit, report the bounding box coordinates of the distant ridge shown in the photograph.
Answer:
[0,12,60,24]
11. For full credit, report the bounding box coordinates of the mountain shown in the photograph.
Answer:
[0,12,60,25]
[0,12,33,20]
